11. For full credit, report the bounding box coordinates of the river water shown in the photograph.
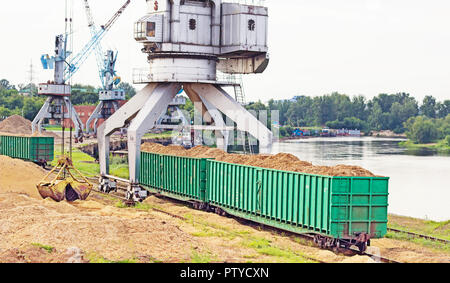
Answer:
[272,137,450,221]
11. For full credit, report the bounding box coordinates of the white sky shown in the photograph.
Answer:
[0,0,450,103]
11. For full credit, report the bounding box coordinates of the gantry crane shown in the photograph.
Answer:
[98,0,272,201]
[32,0,131,141]
[83,0,126,136]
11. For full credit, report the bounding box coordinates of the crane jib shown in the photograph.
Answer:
[63,0,130,82]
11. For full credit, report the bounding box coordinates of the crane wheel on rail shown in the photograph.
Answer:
[37,156,93,202]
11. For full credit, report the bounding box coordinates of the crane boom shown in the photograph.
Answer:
[83,0,105,87]
[64,0,131,82]
[103,0,131,31]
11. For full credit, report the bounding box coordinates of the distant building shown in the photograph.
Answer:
[336,128,361,137]
[49,101,127,129]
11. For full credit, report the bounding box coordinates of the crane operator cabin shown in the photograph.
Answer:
[134,0,270,80]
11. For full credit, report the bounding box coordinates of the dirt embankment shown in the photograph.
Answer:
[141,143,377,177]
[0,115,58,138]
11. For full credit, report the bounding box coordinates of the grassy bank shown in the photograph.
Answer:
[387,215,449,252]
[399,139,450,153]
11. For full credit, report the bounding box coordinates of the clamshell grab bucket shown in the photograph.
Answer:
[37,157,93,202]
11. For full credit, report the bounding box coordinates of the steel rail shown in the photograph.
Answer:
[388,228,449,244]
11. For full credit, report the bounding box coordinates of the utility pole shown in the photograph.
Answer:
[27,59,35,96]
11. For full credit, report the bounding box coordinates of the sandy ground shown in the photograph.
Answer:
[0,155,448,263]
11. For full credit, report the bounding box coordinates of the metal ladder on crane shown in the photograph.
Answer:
[233,75,246,105]
[232,75,254,154]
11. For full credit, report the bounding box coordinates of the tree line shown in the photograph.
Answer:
[245,92,449,144]
[0,79,136,121]
[1,78,449,145]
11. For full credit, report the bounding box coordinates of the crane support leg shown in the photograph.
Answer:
[32,97,52,135]
[127,83,181,183]
[86,101,104,135]
[184,85,229,152]
[98,83,181,201]
[32,96,84,139]
[98,83,160,176]
[63,97,84,139]
[186,83,273,154]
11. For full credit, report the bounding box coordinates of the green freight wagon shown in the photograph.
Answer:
[138,151,389,252]
[0,135,54,167]
[207,161,389,252]
[140,152,209,206]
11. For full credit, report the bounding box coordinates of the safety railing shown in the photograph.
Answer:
[132,68,243,86]
[222,0,266,7]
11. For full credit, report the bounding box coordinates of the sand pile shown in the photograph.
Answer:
[0,193,200,263]
[0,115,33,135]
[141,143,376,177]
[0,115,59,138]
[0,155,46,199]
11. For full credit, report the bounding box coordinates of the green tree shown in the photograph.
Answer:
[405,116,439,144]
[119,82,137,100]
[436,100,450,118]
[351,95,368,121]
[0,79,16,90]
[285,96,315,127]
[389,99,418,133]
[420,96,437,118]
[71,84,98,105]
[368,102,384,130]
[22,96,46,121]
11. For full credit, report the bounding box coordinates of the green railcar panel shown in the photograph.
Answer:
[207,161,334,235]
[330,177,389,239]
[207,160,389,240]
[139,152,209,201]
[0,135,54,163]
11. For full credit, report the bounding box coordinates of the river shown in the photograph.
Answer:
[272,137,450,221]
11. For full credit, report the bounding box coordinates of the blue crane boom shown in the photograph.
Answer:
[83,0,123,90]
[83,0,105,87]
[64,0,131,82]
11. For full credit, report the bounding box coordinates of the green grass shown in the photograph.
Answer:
[143,131,174,139]
[241,237,315,263]
[43,125,71,132]
[85,252,139,263]
[114,199,164,211]
[191,227,235,240]
[387,215,450,252]
[31,243,55,253]
[51,148,129,179]
[190,250,218,263]
[385,231,450,253]
[388,216,450,241]
[399,139,450,154]
[183,213,317,263]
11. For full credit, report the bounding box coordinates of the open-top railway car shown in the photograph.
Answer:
[139,151,389,252]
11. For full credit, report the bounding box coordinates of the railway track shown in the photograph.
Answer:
[43,167,402,263]
[388,228,449,245]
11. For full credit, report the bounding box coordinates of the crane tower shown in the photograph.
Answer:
[98,0,273,201]
[83,0,126,136]
[32,0,131,141]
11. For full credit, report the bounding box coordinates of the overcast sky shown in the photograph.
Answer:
[0,0,449,103]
